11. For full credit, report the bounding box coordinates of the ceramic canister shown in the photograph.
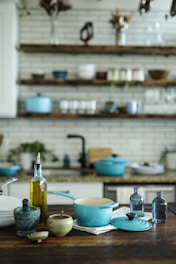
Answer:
[47,213,73,236]
[126,101,141,115]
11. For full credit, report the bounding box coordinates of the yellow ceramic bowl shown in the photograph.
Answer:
[47,213,73,237]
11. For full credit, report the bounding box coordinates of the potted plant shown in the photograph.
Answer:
[7,141,59,170]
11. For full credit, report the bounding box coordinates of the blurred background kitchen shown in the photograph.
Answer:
[1,0,176,169]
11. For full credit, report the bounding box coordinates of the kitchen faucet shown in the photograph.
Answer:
[0,177,18,195]
[67,134,87,168]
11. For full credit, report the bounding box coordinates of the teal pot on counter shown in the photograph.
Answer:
[95,156,128,176]
[52,192,119,227]
[0,165,20,176]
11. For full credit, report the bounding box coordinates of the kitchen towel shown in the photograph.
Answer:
[73,206,152,235]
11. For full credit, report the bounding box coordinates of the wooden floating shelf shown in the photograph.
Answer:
[18,44,176,56]
[18,113,176,119]
[18,79,176,87]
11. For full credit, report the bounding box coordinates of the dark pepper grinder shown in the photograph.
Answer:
[152,191,167,223]
[14,198,41,237]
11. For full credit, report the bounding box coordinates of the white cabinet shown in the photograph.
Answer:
[9,182,29,199]
[48,182,103,204]
[104,184,176,203]
[0,0,18,117]
[9,181,103,204]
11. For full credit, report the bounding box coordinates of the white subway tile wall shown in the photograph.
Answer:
[1,7,176,166]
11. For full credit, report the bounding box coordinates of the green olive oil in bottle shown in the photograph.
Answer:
[30,152,47,226]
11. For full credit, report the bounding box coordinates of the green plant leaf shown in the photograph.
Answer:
[7,141,59,163]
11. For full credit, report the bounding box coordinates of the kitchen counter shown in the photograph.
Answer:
[0,168,176,184]
[0,203,176,264]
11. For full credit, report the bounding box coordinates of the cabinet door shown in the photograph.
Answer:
[0,0,18,117]
[9,182,103,205]
[144,186,175,203]
[9,182,29,199]
[48,182,103,204]
[104,185,176,204]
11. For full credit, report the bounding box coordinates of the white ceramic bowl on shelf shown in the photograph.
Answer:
[77,64,96,80]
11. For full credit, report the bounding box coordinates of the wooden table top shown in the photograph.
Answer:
[0,204,176,264]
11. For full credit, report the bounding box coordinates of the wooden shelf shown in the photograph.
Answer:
[18,113,176,119]
[18,44,176,56]
[18,79,176,87]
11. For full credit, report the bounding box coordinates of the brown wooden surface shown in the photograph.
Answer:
[0,204,176,264]
[18,44,176,56]
[19,78,176,87]
[18,112,176,119]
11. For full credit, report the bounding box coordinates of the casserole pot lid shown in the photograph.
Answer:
[97,157,128,164]
[110,216,152,231]
[25,93,52,100]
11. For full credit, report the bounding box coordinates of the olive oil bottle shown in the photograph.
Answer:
[30,153,47,226]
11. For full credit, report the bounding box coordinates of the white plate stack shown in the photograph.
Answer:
[130,163,165,175]
[0,196,22,227]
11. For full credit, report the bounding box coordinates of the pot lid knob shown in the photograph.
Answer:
[126,213,136,221]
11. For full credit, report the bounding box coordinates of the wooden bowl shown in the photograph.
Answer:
[31,73,45,80]
[148,70,170,80]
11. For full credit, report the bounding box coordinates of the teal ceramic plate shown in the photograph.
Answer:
[110,216,152,232]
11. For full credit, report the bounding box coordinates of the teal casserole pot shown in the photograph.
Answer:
[0,165,20,176]
[74,197,118,227]
[95,156,128,176]
[52,192,119,227]
[25,93,53,114]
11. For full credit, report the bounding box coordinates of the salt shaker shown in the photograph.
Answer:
[130,186,144,217]
[152,191,167,223]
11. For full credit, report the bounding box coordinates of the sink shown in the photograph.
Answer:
[42,169,83,177]
[26,168,91,177]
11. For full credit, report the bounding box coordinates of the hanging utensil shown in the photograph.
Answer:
[138,0,154,14]
[80,22,94,46]
[170,0,176,16]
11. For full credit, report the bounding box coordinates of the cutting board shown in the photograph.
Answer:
[88,147,112,164]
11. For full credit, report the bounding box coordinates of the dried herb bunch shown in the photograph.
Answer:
[109,9,133,32]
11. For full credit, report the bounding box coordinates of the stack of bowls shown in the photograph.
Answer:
[0,196,22,227]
